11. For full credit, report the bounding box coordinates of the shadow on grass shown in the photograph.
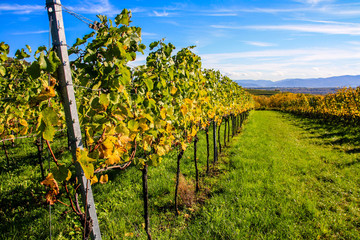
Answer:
[283,113,360,154]
[0,183,46,236]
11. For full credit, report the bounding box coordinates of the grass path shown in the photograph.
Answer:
[2,110,360,239]
[177,110,360,239]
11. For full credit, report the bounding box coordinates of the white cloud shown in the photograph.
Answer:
[11,30,48,35]
[152,11,169,17]
[70,0,120,15]
[211,22,360,35]
[347,41,360,45]
[0,4,43,14]
[294,0,333,5]
[203,13,237,16]
[200,47,360,80]
[142,32,157,36]
[244,41,276,47]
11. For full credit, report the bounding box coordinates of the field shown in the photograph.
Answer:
[1,110,360,239]
[246,87,338,95]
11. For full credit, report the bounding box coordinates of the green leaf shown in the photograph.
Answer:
[128,119,139,131]
[115,121,130,136]
[27,62,41,79]
[26,45,32,53]
[76,148,95,180]
[115,9,131,26]
[15,48,30,59]
[143,78,153,91]
[46,51,61,73]
[43,124,55,141]
[42,108,58,126]
[37,108,58,141]
[0,66,6,76]
[35,46,47,56]
[149,41,159,50]
[52,164,72,182]
[39,52,47,70]
[74,38,87,47]
[83,32,95,41]
[99,94,110,109]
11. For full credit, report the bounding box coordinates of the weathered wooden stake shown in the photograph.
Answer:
[46,1,101,239]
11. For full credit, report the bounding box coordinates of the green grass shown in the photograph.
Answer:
[0,121,234,239]
[2,111,360,239]
[174,111,360,239]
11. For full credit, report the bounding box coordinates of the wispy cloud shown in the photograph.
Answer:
[11,30,48,35]
[347,41,360,45]
[203,13,238,16]
[211,22,360,35]
[0,4,43,14]
[141,32,159,40]
[151,10,170,17]
[142,32,158,36]
[294,0,334,5]
[70,0,120,15]
[160,20,180,26]
[247,24,360,35]
[200,47,360,80]
[244,41,276,47]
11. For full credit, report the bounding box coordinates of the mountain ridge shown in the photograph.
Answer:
[235,75,360,88]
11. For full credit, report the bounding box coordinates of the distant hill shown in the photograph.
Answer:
[236,75,360,88]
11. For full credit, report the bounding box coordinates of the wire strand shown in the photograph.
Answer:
[50,2,101,30]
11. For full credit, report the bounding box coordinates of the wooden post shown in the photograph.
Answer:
[194,135,200,192]
[46,1,101,239]
[213,120,218,164]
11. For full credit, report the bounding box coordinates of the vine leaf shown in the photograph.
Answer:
[52,164,72,182]
[99,174,109,184]
[76,148,96,183]
[41,173,59,205]
[37,107,59,141]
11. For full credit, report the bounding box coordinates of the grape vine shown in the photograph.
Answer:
[1,8,254,239]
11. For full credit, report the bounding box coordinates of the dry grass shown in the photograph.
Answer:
[178,174,195,207]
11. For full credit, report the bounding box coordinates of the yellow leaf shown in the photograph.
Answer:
[19,119,28,127]
[31,86,56,104]
[118,84,125,93]
[76,148,95,180]
[170,86,177,95]
[118,135,132,146]
[125,232,134,237]
[41,173,59,205]
[90,175,98,185]
[85,127,94,145]
[184,98,192,105]
[99,174,109,184]
[139,122,149,131]
[165,123,172,133]
[19,126,28,135]
[181,142,188,151]
[156,145,166,156]
[99,137,116,158]
[105,155,115,165]
[180,104,188,116]
[190,126,197,137]
[143,135,154,152]
[160,108,167,120]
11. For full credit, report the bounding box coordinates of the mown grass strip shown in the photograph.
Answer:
[175,110,360,239]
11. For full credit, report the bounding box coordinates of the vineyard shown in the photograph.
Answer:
[253,87,360,123]
[3,1,360,240]
[0,2,253,239]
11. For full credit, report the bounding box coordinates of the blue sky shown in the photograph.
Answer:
[2,0,360,81]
